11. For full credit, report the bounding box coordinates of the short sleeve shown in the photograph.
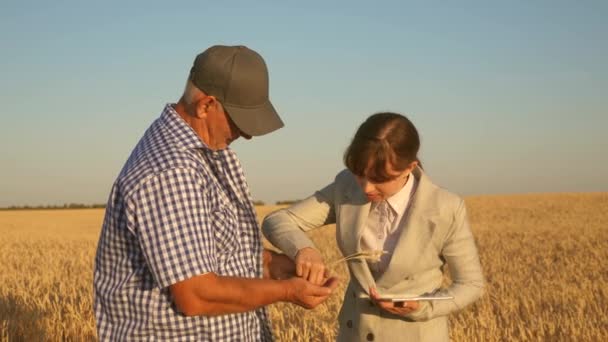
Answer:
[128,167,216,288]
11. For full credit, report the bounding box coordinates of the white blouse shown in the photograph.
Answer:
[360,173,417,277]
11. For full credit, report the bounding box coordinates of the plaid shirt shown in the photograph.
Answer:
[94,104,273,341]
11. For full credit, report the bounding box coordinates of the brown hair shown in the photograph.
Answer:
[344,112,420,183]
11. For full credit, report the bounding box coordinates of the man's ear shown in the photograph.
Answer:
[193,96,216,119]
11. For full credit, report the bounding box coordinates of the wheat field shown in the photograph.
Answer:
[1,193,607,341]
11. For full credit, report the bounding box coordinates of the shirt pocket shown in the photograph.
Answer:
[211,204,241,257]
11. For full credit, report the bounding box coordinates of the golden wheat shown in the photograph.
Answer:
[1,193,607,341]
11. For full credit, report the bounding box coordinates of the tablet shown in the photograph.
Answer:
[377,294,454,302]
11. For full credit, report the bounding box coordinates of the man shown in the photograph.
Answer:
[94,45,338,341]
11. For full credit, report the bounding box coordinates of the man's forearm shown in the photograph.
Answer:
[172,272,290,316]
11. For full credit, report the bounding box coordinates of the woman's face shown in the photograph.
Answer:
[354,161,418,202]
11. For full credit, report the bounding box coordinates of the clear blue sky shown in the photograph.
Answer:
[1,0,606,207]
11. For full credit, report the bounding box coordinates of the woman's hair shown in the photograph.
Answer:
[344,112,420,183]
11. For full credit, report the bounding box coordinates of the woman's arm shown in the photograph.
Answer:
[407,199,485,321]
[262,182,337,284]
[262,182,336,258]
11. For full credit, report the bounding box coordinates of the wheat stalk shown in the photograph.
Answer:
[328,250,388,268]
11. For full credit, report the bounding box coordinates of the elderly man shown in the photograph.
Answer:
[94,45,338,341]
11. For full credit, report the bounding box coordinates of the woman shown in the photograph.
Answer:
[262,112,484,341]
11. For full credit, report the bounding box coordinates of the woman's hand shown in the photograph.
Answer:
[295,247,328,285]
[369,287,420,316]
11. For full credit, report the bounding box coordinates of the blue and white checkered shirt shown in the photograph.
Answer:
[94,104,273,341]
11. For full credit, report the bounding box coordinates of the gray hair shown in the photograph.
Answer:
[182,79,204,105]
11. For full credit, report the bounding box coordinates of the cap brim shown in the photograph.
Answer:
[223,100,284,136]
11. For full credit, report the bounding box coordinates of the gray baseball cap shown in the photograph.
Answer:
[189,45,284,136]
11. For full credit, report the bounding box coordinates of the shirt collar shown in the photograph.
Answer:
[385,172,416,215]
[160,103,208,151]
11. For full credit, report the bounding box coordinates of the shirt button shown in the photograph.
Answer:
[346,320,353,328]
[367,333,375,341]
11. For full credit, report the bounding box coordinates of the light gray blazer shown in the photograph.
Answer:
[262,167,484,342]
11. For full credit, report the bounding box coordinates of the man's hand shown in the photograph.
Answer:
[285,276,340,309]
[263,250,296,280]
[369,287,421,316]
[295,247,328,285]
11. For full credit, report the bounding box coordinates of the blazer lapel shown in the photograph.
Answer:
[375,167,440,290]
[338,183,375,292]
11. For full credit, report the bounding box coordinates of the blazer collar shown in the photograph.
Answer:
[376,166,441,289]
[338,177,374,291]
[340,166,441,291]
